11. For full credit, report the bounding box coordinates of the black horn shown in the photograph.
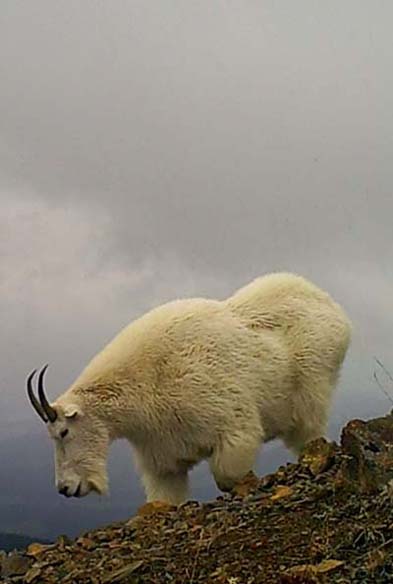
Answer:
[37,364,57,423]
[27,369,48,423]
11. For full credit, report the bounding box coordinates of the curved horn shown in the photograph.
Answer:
[27,369,48,423]
[38,364,57,423]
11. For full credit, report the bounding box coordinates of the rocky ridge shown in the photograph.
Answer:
[2,411,393,583]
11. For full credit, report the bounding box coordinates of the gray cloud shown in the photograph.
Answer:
[1,2,392,276]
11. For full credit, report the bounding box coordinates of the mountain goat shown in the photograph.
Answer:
[27,272,351,505]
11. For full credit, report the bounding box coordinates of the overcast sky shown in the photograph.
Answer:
[1,1,393,537]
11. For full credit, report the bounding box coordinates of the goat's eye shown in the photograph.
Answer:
[60,429,69,439]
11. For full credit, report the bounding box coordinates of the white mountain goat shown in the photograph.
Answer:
[27,273,351,505]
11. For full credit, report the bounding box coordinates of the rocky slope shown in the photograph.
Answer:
[2,411,393,583]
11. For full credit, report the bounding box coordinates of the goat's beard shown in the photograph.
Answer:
[88,474,109,496]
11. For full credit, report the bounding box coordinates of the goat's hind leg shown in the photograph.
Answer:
[282,377,332,456]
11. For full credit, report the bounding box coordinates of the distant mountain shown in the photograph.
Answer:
[0,532,50,552]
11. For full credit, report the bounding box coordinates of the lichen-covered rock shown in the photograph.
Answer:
[299,437,337,476]
[340,412,393,493]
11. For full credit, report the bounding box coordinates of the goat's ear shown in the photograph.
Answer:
[63,404,82,419]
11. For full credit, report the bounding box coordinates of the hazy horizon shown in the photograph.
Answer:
[1,1,393,539]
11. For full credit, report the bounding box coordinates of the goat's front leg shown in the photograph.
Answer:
[208,430,261,493]
[133,446,189,505]
[140,467,189,505]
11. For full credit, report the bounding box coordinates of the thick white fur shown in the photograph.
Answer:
[51,273,351,505]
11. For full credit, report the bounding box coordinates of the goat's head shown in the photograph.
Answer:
[27,366,110,498]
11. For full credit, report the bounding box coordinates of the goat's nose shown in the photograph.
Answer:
[58,485,70,497]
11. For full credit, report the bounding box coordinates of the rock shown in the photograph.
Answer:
[340,414,393,493]
[232,471,259,497]
[281,559,344,581]
[137,501,176,517]
[101,559,144,583]
[0,551,32,578]
[300,437,337,476]
[56,534,73,549]
[26,542,49,557]
[270,485,293,501]
[76,536,95,550]
[24,566,43,583]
